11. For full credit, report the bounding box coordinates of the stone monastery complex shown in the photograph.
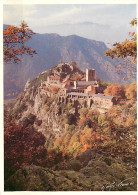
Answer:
[38,64,116,111]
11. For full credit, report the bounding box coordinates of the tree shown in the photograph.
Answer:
[80,118,92,129]
[4,109,47,180]
[66,113,77,125]
[104,83,125,100]
[3,21,36,63]
[125,81,137,100]
[105,18,137,79]
[98,114,106,127]
[78,117,87,127]
[78,108,89,118]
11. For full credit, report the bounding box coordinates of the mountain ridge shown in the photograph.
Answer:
[4,27,123,99]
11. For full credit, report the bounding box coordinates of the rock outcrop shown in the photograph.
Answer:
[10,62,84,141]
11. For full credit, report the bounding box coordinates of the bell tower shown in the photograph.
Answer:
[86,68,95,81]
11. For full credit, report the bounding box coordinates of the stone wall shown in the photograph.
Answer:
[93,96,113,109]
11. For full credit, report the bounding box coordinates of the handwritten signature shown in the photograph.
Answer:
[101,177,135,191]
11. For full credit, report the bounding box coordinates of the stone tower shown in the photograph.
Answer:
[86,68,95,81]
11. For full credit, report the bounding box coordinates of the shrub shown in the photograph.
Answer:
[98,114,106,127]
[66,113,77,125]
[79,108,89,118]
[22,113,36,128]
[78,117,87,127]
[12,102,27,117]
[43,104,49,112]
[17,92,25,101]
[86,109,99,123]
[81,118,92,129]
[65,124,76,131]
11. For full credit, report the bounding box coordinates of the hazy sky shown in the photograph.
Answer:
[3,4,137,45]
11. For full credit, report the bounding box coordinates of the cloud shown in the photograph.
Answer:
[42,6,82,25]
[3,5,37,25]
[3,4,136,45]
[50,6,81,19]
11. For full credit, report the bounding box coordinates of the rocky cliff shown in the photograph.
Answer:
[10,62,83,142]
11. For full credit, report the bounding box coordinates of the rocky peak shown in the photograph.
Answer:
[51,61,84,79]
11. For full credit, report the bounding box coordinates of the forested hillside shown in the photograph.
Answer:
[4,63,137,191]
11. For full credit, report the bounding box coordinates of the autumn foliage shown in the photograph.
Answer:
[3,21,36,63]
[4,109,47,179]
[52,99,136,164]
[125,81,137,100]
[105,18,137,79]
[104,83,125,100]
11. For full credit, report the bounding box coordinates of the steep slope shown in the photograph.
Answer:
[5,63,137,191]
[5,150,137,191]
[4,32,121,99]
[10,62,84,141]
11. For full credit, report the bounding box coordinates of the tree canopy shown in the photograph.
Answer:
[104,83,125,100]
[3,21,36,63]
[4,109,47,179]
[104,18,137,79]
[125,81,137,100]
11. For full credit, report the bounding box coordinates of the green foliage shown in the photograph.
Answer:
[69,131,80,145]
[63,132,72,146]
[68,142,82,156]
[66,103,73,111]
[53,95,136,162]
[65,124,76,132]
[98,114,106,127]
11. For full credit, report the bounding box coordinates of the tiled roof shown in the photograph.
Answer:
[76,81,97,86]
[49,75,60,80]
[93,93,114,100]
[81,77,86,81]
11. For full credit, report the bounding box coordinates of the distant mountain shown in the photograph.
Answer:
[4,31,122,99]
